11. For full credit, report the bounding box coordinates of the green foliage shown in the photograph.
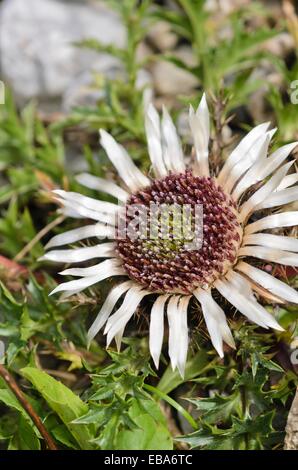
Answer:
[74,345,173,450]
[0,277,73,351]
[0,200,42,260]
[0,0,297,451]
[176,412,279,450]
[268,84,298,142]
[21,367,94,449]
[175,326,297,450]
[154,0,279,93]
[0,345,173,449]
[51,0,152,154]
[0,93,65,204]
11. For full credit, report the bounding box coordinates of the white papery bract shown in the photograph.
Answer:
[42,93,298,378]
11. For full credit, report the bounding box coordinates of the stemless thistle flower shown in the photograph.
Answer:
[41,94,298,377]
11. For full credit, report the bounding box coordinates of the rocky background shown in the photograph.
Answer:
[0,0,297,451]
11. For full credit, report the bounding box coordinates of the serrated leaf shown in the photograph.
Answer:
[20,306,46,341]
[187,392,243,424]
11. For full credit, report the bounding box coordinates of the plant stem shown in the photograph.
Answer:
[143,383,198,430]
[177,0,210,88]
[211,90,227,168]
[14,214,65,262]
[0,364,58,450]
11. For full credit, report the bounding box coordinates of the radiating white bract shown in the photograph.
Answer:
[149,294,170,369]
[42,93,298,378]
[189,93,210,177]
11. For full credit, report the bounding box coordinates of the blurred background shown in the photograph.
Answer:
[1,0,298,172]
[0,0,297,451]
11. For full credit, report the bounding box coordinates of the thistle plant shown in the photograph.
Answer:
[0,0,297,452]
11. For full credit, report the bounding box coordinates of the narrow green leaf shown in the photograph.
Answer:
[21,367,94,449]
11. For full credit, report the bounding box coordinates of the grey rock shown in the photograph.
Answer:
[285,387,298,450]
[147,21,178,51]
[263,32,295,57]
[151,46,198,96]
[0,0,127,109]
[62,65,152,113]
